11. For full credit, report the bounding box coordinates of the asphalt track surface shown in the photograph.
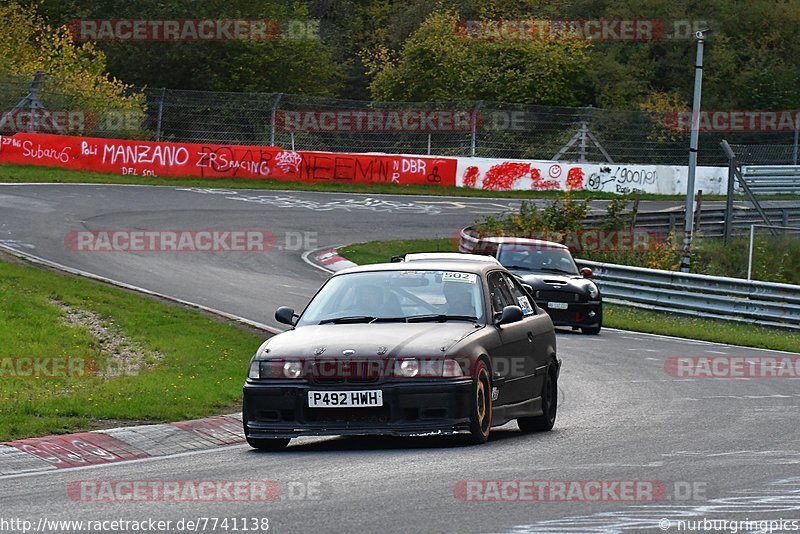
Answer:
[0,184,798,533]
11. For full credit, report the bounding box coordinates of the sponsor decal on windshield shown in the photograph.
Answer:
[442,272,477,284]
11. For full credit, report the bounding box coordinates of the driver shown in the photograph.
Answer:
[443,282,476,316]
[351,284,385,314]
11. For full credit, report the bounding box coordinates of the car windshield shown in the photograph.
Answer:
[497,243,580,275]
[297,270,485,325]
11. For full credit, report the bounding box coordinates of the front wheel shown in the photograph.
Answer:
[517,365,557,432]
[581,306,602,335]
[465,360,492,444]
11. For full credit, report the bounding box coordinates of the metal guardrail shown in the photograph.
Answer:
[574,259,800,330]
[740,165,800,194]
[583,204,800,238]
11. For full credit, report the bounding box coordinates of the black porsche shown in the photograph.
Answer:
[243,260,560,450]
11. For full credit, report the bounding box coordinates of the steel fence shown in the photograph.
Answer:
[1,72,799,165]
[574,259,800,330]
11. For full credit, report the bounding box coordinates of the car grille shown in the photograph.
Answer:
[535,290,582,302]
[309,359,384,385]
[304,406,391,423]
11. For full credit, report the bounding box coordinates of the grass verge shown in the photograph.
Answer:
[0,254,267,442]
[338,238,799,353]
[0,163,697,200]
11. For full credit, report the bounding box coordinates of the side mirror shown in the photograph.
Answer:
[580,267,593,278]
[497,305,524,325]
[275,306,297,326]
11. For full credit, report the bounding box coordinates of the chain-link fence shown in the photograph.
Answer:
[2,72,798,166]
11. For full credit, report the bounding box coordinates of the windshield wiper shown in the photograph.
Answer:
[406,314,478,323]
[318,315,377,325]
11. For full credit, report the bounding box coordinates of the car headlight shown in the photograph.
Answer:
[396,359,420,378]
[394,358,464,378]
[248,359,304,379]
[283,361,303,379]
[587,282,599,299]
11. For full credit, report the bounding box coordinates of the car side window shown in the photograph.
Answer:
[502,273,536,316]
[487,271,515,315]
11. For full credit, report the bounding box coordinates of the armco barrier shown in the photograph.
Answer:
[740,165,800,194]
[574,259,800,330]
[0,132,457,187]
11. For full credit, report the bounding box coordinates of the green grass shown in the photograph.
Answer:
[0,255,268,441]
[0,162,697,200]
[603,304,799,353]
[692,235,800,285]
[338,238,799,353]
[339,238,458,265]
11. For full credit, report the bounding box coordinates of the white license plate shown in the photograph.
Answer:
[548,302,569,310]
[308,390,383,408]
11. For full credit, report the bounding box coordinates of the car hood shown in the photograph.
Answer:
[257,322,482,359]
[507,270,591,291]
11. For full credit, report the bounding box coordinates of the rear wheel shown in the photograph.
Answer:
[465,360,492,444]
[517,365,557,432]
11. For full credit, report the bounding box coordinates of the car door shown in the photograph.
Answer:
[486,270,530,404]
[502,272,552,398]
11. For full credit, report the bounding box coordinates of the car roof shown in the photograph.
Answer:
[335,260,505,276]
[401,252,501,264]
[478,236,568,249]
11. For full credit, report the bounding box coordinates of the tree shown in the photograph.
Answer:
[367,11,592,105]
[0,2,143,135]
[26,0,344,95]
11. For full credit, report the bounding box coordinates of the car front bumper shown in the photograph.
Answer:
[243,379,474,439]
[537,300,602,328]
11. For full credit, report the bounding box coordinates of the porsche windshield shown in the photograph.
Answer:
[297,270,485,325]
[497,244,579,275]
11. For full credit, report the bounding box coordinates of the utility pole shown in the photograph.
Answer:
[680,29,712,273]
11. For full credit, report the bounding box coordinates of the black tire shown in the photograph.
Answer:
[581,306,602,335]
[465,360,492,444]
[517,365,557,432]
[246,437,291,451]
